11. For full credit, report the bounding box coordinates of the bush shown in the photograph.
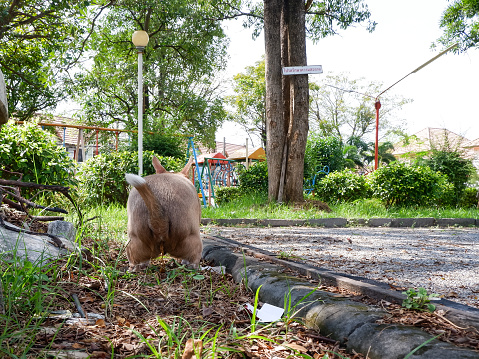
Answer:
[315,170,371,204]
[419,149,475,204]
[77,150,184,206]
[304,135,344,181]
[238,161,268,195]
[458,187,478,208]
[214,186,242,206]
[369,162,454,207]
[0,122,77,197]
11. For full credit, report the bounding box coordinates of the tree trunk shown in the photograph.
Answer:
[264,0,285,202]
[284,0,309,202]
[264,0,309,203]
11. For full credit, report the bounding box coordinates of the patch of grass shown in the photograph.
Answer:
[202,194,479,220]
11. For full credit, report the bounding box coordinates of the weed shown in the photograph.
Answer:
[402,287,439,312]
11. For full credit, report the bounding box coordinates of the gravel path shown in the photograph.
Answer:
[208,226,479,308]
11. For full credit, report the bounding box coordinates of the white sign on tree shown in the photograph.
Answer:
[282,65,323,75]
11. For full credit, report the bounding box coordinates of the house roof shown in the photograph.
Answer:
[392,128,470,156]
[228,147,266,161]
[197,141,246,157]
[33,114,95,147]
[194,152,227,164]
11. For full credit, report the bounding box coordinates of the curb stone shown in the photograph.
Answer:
[201,217,478,228]
[201,237,479,359]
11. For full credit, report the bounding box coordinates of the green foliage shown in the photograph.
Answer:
[70,0,230,146]
[315,170,371,204]
[229,58,266,148]
[304,135,344,180]
[76,150,183,206]
[0,122,77,194]
[459,187,478,208]
[214,186,243,206]
[419,149,475,204]
[402,288,439,312]
[129,130,186,159]
[238,161,268,194]
[436,0,479,51]
[369,162,455,207]
[0,1,87,119]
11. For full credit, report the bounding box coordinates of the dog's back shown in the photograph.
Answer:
[125,159,202,271]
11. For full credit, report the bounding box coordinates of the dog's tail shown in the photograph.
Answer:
[126,174,168,239]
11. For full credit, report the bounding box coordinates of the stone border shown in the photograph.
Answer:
[202,236,479,358]
[202,217,479,228]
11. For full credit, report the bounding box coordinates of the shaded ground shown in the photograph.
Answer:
[1,209,478,357]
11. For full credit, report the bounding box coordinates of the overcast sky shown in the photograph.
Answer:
[218,0,479,147]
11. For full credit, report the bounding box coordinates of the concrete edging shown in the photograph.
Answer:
[202,237,479,359]
[202,217,479,228]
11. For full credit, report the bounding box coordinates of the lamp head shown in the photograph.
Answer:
[132,30,149,49]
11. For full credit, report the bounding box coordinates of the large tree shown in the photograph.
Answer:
[0,0,96,120]
[263,0,375,202]
[436,0,479,51]
[309,73,411,143]
[70,0,232,146]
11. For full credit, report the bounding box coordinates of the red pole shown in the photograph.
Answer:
[374,100,381,170]
[115,131,119,151]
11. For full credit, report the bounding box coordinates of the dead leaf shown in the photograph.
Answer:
[283,342,308,353]
[95,319,106,327]
[181,338,203,359]
[202,305,214,317]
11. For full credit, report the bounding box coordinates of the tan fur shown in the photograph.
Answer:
[126,157,201,271]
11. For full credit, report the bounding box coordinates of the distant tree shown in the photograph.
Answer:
[309,73,411,143]
[229,59,266,148]
[436,0,479,51]
[363,141,396,167]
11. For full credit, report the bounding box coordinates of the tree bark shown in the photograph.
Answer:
[265,0,309,203]
[284,0,309,202]
[264,0,285,202]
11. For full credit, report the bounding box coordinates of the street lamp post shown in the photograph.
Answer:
[372,42,458,170]
[327,43,458,170]
[132,30,149,176]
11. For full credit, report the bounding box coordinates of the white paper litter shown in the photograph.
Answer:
[244,303,284,323]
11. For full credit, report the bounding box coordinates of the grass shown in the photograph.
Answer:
[1,205,364,358]
[202,194,479,220]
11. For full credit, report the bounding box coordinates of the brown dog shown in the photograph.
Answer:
[125,157,202,271]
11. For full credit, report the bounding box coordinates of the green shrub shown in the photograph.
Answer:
[0,122,77,197]
[315,170,371,204]
[304,135,344,180]
[418,149,475,204]
[77,150,184,206]
[214,186,242,206]
[458,187,478,208]
[369,162,454,207]
[238,161,268,194]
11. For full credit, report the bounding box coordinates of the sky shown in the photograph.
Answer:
[217,0,479,146]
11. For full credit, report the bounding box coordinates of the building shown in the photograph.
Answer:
[392,128,478,168]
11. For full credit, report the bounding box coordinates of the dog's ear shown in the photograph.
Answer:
[180,157,194,176]
[153,156,167,174]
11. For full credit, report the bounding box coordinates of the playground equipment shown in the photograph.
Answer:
[304,165,330,195]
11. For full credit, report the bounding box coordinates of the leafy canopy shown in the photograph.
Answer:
[436,0,479,51]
